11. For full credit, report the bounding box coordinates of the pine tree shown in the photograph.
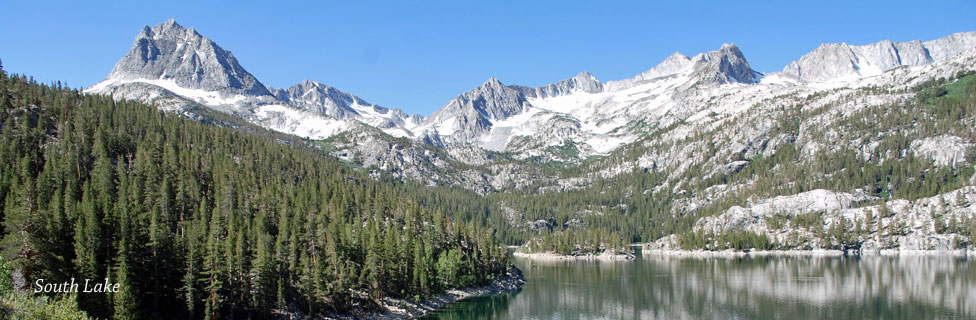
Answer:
[203,197,224,320]
[361,218,382,300]
[250,209,276,309]
[75,182,108,315]
[113,250,140,320]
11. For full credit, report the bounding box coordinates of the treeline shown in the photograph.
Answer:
[522,229,627,255]
[489,167,692,246]
[0,71,508,319]
[679,230,774,251]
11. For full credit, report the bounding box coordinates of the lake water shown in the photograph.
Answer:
[424,250,976,319]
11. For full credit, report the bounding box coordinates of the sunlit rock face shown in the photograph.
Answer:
[783,32,976,82]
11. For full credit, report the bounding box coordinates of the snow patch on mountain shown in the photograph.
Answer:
[89,78,248,107]
[253,104,351,140]
[84,19,976,179]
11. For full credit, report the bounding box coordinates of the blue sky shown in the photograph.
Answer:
[1,1,974,115]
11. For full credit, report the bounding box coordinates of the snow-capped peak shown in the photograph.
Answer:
[84,21,976,167]
[634,52,693,81]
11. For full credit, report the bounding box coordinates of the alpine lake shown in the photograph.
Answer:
[423,248,976,319]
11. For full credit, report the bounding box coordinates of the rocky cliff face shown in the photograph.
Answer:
[910,135,973,167]
[924,31,976,62]
[420,77,530,142]
[108,19,270,97]
[783,31,976,82]
[688,43,761,85]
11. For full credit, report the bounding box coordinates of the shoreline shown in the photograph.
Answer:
[512,250,635,262]
[347,266,525,319]
[514,245,976,260]
[508,245,976,263]
[639,248,976,258]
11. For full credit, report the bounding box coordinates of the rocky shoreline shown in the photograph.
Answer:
[513,250,635,262]
[338,266,525,319]
[646,247,976,257]
[515,247,975,261]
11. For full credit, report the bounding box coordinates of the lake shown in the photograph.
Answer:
[424,250,976,319]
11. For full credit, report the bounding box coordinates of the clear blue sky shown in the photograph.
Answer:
[2,1,974,115]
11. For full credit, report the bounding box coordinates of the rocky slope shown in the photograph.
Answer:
[84,19,976,242]
[273,79,423,134]
[647,186,976,252]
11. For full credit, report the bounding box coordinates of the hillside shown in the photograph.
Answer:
[0,69,511,318]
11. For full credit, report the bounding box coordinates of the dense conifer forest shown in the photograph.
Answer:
[0,69,509,319]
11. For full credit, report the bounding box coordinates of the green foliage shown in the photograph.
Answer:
[765,215,788,230]
[679,230,774,251]
[0,256,90,319]
[0,257,10,296]
[791,213,825,230]
[0,70,508,318]
[916,71,976,102]
[550,141,580,160]
[523,228,627,255]
[827,216,858,248]
[435,249,462,289]
[0,292,92,320]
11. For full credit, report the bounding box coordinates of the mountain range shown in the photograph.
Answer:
[85,19,976,194]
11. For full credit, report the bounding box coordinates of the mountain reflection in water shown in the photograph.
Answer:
[425,252,976,319]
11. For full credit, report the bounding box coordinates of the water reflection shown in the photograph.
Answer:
[425,252,976,319]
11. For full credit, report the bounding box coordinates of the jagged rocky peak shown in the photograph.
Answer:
[782,43,861,82]
[443,77,528,120]
[422,77,531,141]
[519,71,605,99]
[783,31,976,82]
[780,40,924,82]
[274,79,421,130]
[688,43,761,85]
[107,19,269,96]
[274,79,368,119]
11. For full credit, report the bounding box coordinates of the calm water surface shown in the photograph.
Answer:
[424,250,976,319]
